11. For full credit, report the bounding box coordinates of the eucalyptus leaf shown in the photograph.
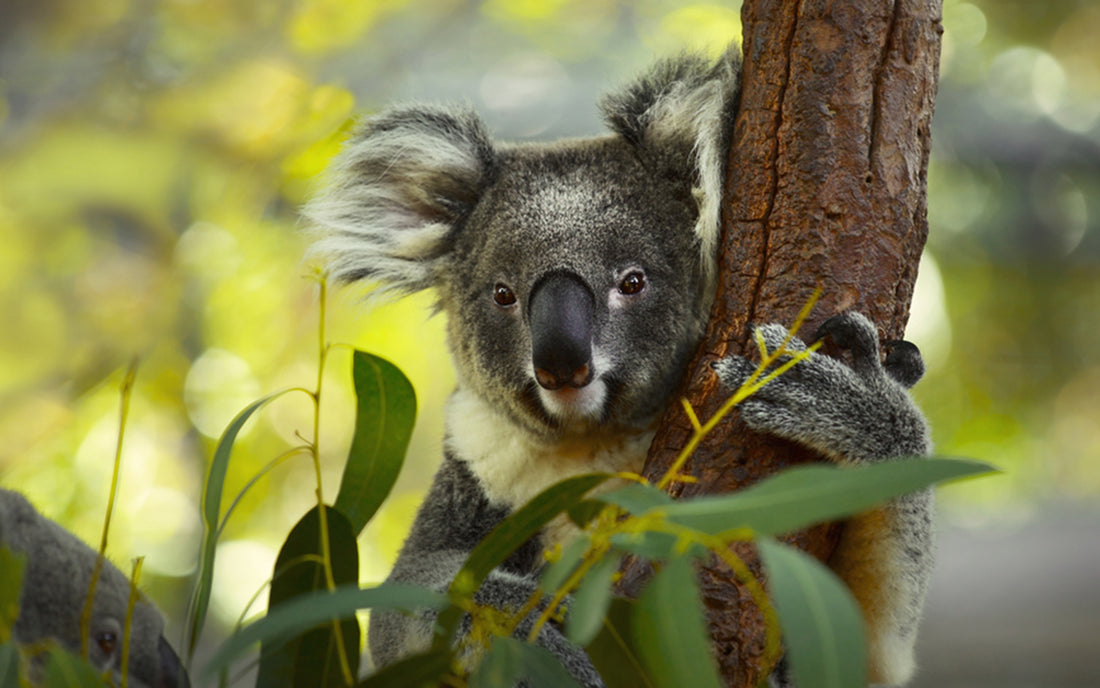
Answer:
[204,583,448,679]
[540,536,591,594]
[0,642,18,687]
[664,458,993,536]
[566,499,606,528]
[566,554,620,646]
[0,547,26,641]
[334,351,417,536]
[356,649,453,687]
[471,637,583,688]
[759,539,866,688]
[632,557,722,688]
[592,482,672,514]
[42,648,112,687]
[257,505,360,688]
[608,532,707,561]
[585,598,652,688]
[186,389,301,661]
[468,637,522,688]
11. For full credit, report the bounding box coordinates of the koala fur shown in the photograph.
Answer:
[0,488,189,688]
[308,47,933,687]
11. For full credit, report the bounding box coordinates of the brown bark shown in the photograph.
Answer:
[617,0,942,685]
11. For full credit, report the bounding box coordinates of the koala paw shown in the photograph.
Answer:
[711,312,930,463]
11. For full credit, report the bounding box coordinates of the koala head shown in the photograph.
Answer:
[0,489,189,688]
[308,51,739,439]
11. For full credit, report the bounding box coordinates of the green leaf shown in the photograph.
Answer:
[565,554,620,646]
[471,638,583,688]
[0,642,18,687]
[663,458,994,536]
[356,649,453,687]
[632,557,722,688]
[608,532,707,561]
[258,505,360,688]
[434,473,611,650]
[540,536,591,594]
[335,351,417,536]
[585,598,652,688]
[186,389,300,661]
[0,548,26,643]
[468,636,523,688]
[42,648,112,687]
[593,482,672,514]
[203,583,448,679]
[758,539,866,688]
[566,499,606,529]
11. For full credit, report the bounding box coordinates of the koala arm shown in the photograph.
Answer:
[370,456,605,688]
[712,312,933,686]
[0,488,189,688]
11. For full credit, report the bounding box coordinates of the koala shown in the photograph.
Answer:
[0,488,189,688]
[307,47,933,687]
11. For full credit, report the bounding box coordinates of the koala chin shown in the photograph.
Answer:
[308,45,935,688]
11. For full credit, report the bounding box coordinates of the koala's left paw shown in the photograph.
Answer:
[711,312,930,463]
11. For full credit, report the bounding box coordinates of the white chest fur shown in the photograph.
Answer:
[444,389,652,547]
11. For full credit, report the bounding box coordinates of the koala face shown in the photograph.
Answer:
[442,139,704,437]
[307,51,739,442]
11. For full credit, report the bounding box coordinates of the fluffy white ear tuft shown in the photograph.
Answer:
[304,105,496,296]
[600,46,741,300]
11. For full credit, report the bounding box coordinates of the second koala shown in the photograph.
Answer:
[308,48,933,687]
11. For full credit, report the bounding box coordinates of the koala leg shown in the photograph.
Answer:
[712,312,934,686]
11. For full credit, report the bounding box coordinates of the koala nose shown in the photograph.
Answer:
[529,271,595,390]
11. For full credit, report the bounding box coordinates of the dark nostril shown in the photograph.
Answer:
[535,363,591,391]
[535,368,563,390]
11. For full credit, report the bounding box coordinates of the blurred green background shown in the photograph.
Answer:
[1,0,1097,683]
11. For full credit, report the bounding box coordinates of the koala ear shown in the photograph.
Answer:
[600,46,741,293]
[305,105,496,295]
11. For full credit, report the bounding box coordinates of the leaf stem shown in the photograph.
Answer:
[121,556,145,688]
[310,276,354,686]
[81,358,138,658]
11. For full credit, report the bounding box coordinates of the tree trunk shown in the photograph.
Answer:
[616,0,942,685]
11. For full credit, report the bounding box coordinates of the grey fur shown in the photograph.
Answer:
[713,312,934,686]
[0,488,188,688]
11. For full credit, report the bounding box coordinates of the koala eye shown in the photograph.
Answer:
[95,629,119,657]
[618,270,647,296]
[493,283,517,308]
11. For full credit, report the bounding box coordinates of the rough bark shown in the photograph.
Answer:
[616,0,943,685]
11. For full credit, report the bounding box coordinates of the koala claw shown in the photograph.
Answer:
[883,340,925,389]
[815,312,879,362]
[813,311,925,389]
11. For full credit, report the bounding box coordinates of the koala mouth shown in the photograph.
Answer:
[537,377,608,422]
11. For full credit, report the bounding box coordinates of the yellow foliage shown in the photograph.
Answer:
[288,0,410,55]
[152,61,312,158]
[651,5,742,56]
